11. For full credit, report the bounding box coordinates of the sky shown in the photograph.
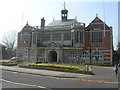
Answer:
[0,0,118,49]
[118,1,120,42]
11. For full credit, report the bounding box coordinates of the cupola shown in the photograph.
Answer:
[61,2,68,21]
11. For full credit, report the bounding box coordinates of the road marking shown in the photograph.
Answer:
[13,82,36,87]
[37,85,46,88]
[78,79,118,84]
[12,72,18,74]
[1,79,13,84]
[79,79,113,83]
[105,82,118,84]
[47,76,78,81]
[1,78,50,89]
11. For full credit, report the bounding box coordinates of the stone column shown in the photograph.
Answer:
[45,49,48,62]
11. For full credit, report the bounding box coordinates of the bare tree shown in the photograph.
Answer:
[1,30,17,58]
[117,42,120,52]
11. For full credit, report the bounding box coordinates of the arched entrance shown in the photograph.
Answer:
[49,51,57,62]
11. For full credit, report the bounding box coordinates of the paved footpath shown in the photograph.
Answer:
[0,65,119,83]
[83,66,119,83]
[0,65,91,78]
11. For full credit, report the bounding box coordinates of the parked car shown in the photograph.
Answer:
[10,57,16,60]
[35,61,43,64]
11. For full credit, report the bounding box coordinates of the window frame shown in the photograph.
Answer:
[68,52,77,59]
[91,31,103,44]
[80,52,89,60]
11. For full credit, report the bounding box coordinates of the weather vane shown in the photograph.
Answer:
[63,2,66,9]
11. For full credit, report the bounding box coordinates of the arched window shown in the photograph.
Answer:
[80,52,89,59]
[92,52,103,60]
[68,52,77,59]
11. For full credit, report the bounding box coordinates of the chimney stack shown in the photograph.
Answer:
[41,17,45,28]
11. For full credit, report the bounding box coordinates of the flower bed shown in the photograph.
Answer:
[0,60,18,66]
[19,63,94,75]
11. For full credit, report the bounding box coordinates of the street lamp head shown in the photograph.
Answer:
[71,30,75,32]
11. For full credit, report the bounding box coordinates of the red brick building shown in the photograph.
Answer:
[17,7,113,65]
[85,15,113,65]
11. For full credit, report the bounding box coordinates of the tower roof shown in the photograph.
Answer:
[61,9,68,13]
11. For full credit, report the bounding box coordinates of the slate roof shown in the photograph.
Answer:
[47,19,78,27]
[20,22,33,33]
[86,16,110,30]
[43,18,79,30]
[22,22,33,30]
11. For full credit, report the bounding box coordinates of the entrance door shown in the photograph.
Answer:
[49,51,57,62]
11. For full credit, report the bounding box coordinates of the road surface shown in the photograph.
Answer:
[1,66,118,89]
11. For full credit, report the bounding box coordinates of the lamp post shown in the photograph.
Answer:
[89,46,92,64]
[27,47,30,62]
[27,33,32,63]
[86,29,92,64]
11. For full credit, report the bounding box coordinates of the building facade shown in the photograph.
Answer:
[17,6,113,65]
